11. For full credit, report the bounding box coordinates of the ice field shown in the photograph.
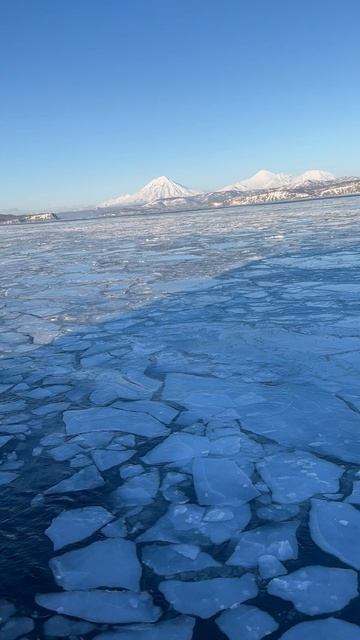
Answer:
[1,196,360,639]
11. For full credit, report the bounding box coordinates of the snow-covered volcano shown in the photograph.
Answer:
[291,169,336,187]
[218,169,336,193]
[219,170,292,192]
[99,176,199,208]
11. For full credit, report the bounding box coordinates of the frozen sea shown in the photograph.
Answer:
[1,196,360,639]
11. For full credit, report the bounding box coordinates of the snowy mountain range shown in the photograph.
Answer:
[2,169,359,226]
[98,169,346,211]
[219,169,336,192]
[92,169,360,217]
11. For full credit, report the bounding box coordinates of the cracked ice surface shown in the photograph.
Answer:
[1,197,360,638]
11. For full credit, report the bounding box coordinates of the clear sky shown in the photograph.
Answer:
[1,0,360,211]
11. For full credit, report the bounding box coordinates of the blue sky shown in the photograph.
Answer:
[1,0,360,210]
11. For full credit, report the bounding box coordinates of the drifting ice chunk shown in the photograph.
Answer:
[112,470,159,507]
[0,599,16,624]
[71,432,114,448]
[102,517,127,537]
[137,503,251,545]
[50,538,141,591]
[310,499,360,568]
[345,480,360,504]
[92,616,195,640]
[40,432,66,446]
[0,436,13,448]
[192,457,259,506]
[216,604,279,640]
[268,565,358,614]
[36,590,161,623]
[161,471,190,503]
[257,451,342,503]
[44,615,95,637]
[142,543,220,575]
[142,434,210,464]
[112,400,178,424]
[0,472,17,486]
[0,616,34,639]
[159,575,258,618]
[240,383,360,464]
[258,555,287,579]
[227,522,299,567]
[162,373,258,417]
[120,464,144,479]
[63,408,168,438]
[45,506,114,550]
[91,449,135,471]
[279,618,360,639]
[89,381,151,405]
[48,443,83,462]
[45,465,104,494]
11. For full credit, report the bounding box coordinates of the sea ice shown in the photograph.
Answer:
[279,618,360,639]
[45,506,114,550]
[142,543,220,575]
[142,434,210,464]
[159,575,258,618]
[120,464,144,479]
[0,599,15,624]
[45,465,104,494]
[92,616,195,640]
[91,448,135,471]
[0,472,17,486]
[240,384,360,464]
[227,522,299,567]
[0,436,13,448]
[268,565,358,614]
[48,443,83,462]
[0,616,34,640]
[162,373,259,418]
[258,555,287,579]
[161,471,190,503]
[137,503,251,545]
[216,604,279,640]
[112,400,178,424]
[64,407,168,437]
[192,457,259,506]
[112,470,159,506]
[257,451,343,503]
[101,517,127,537]
[89,381,151,404]
[36,590,161,623]
[50,538,141,591]
[70,432,114,448]
[345,480,360,504]
[310,499,360,568]
[43,615,95,637]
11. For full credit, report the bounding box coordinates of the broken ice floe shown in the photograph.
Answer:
[216,604,279,640]
[45,506,114,550]
[268,565,358,614]
[159,574,258,618]
[49,538,141,591]
[36,590,161,623]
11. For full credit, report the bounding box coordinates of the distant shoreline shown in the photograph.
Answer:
[1,190,360,227]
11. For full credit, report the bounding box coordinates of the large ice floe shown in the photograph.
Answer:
[2,196,360,638]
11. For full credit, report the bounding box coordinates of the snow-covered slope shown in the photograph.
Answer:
[291,170,336,186]
[219,170,292,192]
[218,169,336,193]
[99,176,199,208]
